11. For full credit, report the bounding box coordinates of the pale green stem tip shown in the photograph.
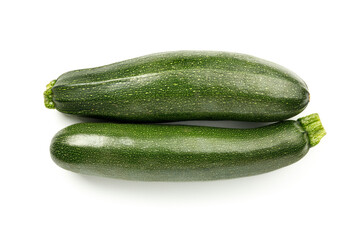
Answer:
[44,80,57,109]
[298,113,326,147]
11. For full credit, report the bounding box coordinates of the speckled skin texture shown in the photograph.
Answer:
[51,51,309,122]
[50,121,310,181]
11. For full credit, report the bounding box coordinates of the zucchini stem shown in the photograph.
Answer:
[44,80,57,109]
[298,113,326,147]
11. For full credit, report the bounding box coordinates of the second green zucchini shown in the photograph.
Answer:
[50,113,325,181]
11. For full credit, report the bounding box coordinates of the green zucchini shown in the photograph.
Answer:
[44,51,309,122]
[50,113,325,181]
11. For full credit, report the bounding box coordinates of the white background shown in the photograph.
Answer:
[1,0,359,239]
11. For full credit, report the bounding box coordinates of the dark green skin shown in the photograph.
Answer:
[50,121,310,181]
[51,51,309,122]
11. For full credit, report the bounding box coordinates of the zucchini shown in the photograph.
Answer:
[44,51,309,122]
[50,113,325,181]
